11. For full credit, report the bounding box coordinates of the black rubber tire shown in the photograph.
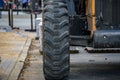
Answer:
[43,0,70,80]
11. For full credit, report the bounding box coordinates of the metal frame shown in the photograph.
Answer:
[0,9,42,31]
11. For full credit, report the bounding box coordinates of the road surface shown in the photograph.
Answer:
[18,39,120,80]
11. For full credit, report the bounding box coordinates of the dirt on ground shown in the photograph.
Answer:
[18,39,44,80]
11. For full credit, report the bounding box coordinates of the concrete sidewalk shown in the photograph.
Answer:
[0,32,31,80]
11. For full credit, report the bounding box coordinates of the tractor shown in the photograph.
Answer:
[42,0,120,80]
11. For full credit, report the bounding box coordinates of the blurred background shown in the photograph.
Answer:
[0,0,42,30]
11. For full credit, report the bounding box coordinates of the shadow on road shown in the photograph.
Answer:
[70,63,120,80]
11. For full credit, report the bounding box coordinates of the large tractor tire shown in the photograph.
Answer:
[43,0,70,80]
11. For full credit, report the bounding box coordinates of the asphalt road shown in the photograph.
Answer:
[70,46,120,80]
[70,63,120,80]
[18,40,120,80]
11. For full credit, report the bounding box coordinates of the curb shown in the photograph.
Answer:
[8,38,31,80]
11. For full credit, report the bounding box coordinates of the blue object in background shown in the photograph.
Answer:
[0,0,5,18]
